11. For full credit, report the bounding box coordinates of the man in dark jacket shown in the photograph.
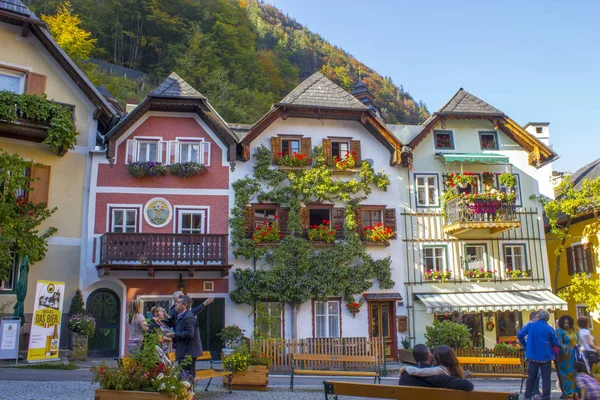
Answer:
[166,295,210,380]
[398,344,473,391]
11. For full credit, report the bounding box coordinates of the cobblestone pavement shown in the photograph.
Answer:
[0,379,565,400]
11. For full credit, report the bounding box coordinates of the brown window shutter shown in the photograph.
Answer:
[322,139,331,165]
[384,208,397,237]
[332,207,345,239]
[350,140,362,166]
[25,72,46,96]
[271,137,281,164]
[277,207,289,235]
[301,138,312,162]
[583,243,595,273]
[355,207,363,233]
[566,247,575,275]
[242,145,251,161]
[28,164,50,205]
[243,206,254,237]
[300,206,309,231]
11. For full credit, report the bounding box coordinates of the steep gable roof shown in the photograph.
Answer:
[570,158,600,191]
[277,71,368,110]
[435,88,505,117]
[149,72,206,99]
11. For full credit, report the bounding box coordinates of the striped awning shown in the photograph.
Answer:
[435,152,510,164]
[416,290,568,314]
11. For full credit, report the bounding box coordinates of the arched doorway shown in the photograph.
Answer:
[87,288,120,357]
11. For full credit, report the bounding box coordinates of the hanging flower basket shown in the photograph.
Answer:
[499,172,516,188]
[345,298,364,318]
[482,172,495,187]
[452,173,476,189]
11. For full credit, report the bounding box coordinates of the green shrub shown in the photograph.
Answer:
[424,320,472,349]
[68,289,85,317]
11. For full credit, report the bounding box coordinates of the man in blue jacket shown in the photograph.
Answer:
[517,309,560,400]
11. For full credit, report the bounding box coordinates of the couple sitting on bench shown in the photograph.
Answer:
[399,344,473,391]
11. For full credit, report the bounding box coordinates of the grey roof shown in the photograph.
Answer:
[350,79,368,95]
[435,88,505,117]
[0,0,38,20]
[278,71,368,110]
[149,72,206,99]
[364,293,402,301]
[228,123,253,141]
[570,158,600,191]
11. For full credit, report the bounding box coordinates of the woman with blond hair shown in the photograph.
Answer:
[127,298,148,354]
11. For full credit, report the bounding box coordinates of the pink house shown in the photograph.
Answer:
[83,73,238,357]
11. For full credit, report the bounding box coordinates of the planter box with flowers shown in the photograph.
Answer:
[308,221,337,247]
[465,269,496,281]
[222,342,270,391]
[68,314,96,361]
[424,270,452,282]
[169,162,205,178]
[126,161,167,178]
[362,223,394,247]
[332,151,359,173]
[277,151,311,171]
[92,333,193,400]
[252,218,283,247]
[506,269,531,279]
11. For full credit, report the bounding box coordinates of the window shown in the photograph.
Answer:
[479,131,499,150]
[576,305,594,329]
[424,247,446,271]
[331,141,350,159]
[111,209,137,233]
[315,300,340,338]
[254,207,277,229]
[0,68,25,94]
[138,141,159,162]
[415,175,439,207]
[433,130,454,149]
[536,127,543,134]
[496,310,522,341]
[505,245,526,271]
[571,244,589,274]
[203,281,214,292]
[309,208,331,227]
[257,302,283,338]
[179,142,200,163]
[464,244,487,270]
[179,211,205,234]
[362,209,383,229]
[177,141,210,165]
[498,173,521,206]
[0,255,17,291]
[281,139,300,157]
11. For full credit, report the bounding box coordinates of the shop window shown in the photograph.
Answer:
[496,310,522,342]
[434,130,454,149]
[436,312,484,347]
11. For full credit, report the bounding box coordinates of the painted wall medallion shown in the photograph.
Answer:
[144,198,172,228]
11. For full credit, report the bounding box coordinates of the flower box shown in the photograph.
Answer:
[95,389,174,400]
[363,241,390,247]
[277,166,308,173]
[330,168,359,175]
[223,365,268,391]
[309,240,335,248]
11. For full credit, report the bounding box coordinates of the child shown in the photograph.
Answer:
[576,361,600,400]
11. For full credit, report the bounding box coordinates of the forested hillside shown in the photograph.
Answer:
[25,0,429,124]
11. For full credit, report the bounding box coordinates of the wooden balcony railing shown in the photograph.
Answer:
[443,196,520,236]
[97,233,230,276]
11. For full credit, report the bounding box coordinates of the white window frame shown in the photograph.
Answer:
[314,300,340,338]
[111,208,138,233]
[174,206,210,234]
[178,210,207,234]
[0,67,26,94]
[424,246,447,272]
[464,244,488,271]
[137,140,160,162]
[175,138,211,166]
[576,304,594,329]
[504,244,526,271]
[331,140,351,159]
[125,137,167,164]
[415,174,439,207]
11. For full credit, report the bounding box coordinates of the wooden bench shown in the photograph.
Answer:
[290,354,380,391]
[457,356,527,393]
[168,351,233,393]
[323,381,519,400]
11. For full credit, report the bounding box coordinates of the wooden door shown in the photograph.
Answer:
[87,289,120,358]
[369,301,397,361]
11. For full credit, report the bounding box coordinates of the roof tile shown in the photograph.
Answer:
[149,72,206,99]
[436,88,504,117]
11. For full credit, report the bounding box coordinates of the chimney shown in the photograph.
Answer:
[523,122,550,146]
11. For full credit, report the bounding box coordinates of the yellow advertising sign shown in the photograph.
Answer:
[27,280,65,362]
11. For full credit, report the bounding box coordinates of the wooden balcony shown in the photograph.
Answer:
[97,233,231,276]
[443,196,520,237]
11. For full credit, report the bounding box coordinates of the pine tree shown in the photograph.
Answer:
[68,289,86,316]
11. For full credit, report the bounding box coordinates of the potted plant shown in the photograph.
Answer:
[222,342,270,391]
[482,172,495,188]
[398,336,416,364]
[506,269,531,279]
[424,270,452,282]
[362,223,395,246]
[308,220,337,247]
[92,333,192,399]
[218,325,245,356]
[333,151,357,171]
[252,218,283,246]
[452,173,476,188]
[126,161,167,178]
[499,172,516,188]
[169,162,205,178]
[344,298,364,318]
[68,314,96,361]
[277,151,311,168]
[465,268,495,280]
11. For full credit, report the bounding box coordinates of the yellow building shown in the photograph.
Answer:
[546,158,600,342]
[0,0,117,332]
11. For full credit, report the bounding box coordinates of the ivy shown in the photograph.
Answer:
[229,145,395,337]
[0,91,79,153]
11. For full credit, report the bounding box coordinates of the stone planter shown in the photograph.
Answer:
[224,365,268,391]
[398,349,416,365]
[95,389,174,399]
[71,332,88,361]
